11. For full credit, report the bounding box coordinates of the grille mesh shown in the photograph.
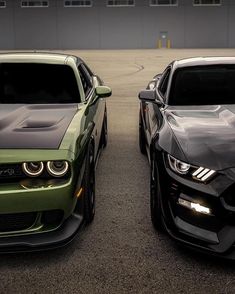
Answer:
[0,212,36,232]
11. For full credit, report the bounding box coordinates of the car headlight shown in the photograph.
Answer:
[167,154,216,182]
[22,162,44,177]
[168,155,190,175]
[46,161,69,177]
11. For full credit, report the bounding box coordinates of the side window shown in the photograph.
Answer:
[158,68,171,98]
[82,63,93,78]
[78,64,93,98]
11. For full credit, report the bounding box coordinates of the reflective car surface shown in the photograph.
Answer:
[138,57,235,259]
[0,52,111,252]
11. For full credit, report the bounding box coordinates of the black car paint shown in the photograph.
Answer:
[162,105,235,171]
[139,57,235,259]
[0,104,77,149]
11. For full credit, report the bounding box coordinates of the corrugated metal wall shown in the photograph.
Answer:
[0,0,234,49]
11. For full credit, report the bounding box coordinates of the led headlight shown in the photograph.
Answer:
[22,162,44,177]
[167,155,190,175]
[192,167,216,182]
[46,161,69,177]
[167,154,216,182]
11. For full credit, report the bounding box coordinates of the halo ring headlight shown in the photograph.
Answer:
[22,162,44,177]
[46,161,69,177]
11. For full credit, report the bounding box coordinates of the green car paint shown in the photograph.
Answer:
[0,53,111,249]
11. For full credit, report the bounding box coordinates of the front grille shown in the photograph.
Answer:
[0,212,37,232]
[0,164,24,182]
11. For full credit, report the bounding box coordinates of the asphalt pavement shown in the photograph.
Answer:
[1,49,235,294]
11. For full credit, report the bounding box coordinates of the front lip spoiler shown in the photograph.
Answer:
[161,216,235,260]
[0,213,83,253]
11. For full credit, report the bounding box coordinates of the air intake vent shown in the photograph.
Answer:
[0,212,37,232]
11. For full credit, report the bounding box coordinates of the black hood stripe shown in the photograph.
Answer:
[0,104,77,149]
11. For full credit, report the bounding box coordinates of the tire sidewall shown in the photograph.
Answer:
[150,158,163,230]
[139,109,146,154]
[101,111,108,148]
[84,143,96,223]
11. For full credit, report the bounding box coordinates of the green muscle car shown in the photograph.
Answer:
[0,52,111,251]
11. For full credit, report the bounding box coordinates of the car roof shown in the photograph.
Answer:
[0,52,83,65]
[173,57,235,68]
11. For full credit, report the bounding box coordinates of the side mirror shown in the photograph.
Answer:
[138,89,156,102]
[95,86,112,98]
[138,89,163,106]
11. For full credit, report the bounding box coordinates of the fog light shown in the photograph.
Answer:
[178,198,212,215]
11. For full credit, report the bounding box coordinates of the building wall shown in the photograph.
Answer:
[0,0,234,49]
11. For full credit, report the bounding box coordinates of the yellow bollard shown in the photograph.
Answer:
[167,39,171,49]
[157,39,162,49]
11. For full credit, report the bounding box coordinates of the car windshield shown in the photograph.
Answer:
[169,65,235,105]
[0,63,81,104]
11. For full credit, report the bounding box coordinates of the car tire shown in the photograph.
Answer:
[150,159,164,231]
[83,143,96,224]
[139,110,146,155]
[101,110,108,148]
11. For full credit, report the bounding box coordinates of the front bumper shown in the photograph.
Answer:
[0,213,83,253]
[0,179,85,252]
[0,148,86,252]
[0,167,85,251]
[158,157,235,259]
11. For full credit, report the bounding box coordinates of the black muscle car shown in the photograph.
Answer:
[138,57,235,259]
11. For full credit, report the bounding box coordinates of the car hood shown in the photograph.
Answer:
[0,104,77,149]
[164,105,235,170]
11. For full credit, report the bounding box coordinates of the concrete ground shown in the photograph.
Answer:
[1,49,235,293]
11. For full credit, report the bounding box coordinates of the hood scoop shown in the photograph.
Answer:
[19,118,63,130]
[0,104,77,149]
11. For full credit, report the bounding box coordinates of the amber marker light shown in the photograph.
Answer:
[76,187,84,198]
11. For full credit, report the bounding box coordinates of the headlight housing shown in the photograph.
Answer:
[46,161,69,177]
[22,161,69,178]
[22,162,44,177]
[167,154,216,182]
[168,155,190,175]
